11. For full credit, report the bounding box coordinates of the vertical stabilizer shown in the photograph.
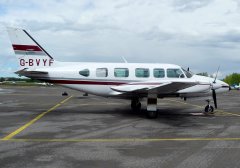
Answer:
[7,27,54,69]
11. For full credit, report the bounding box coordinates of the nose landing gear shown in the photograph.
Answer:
[204,100,215,115]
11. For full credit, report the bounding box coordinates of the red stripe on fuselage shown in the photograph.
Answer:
[12,44,42,51]
[47,80,127,85]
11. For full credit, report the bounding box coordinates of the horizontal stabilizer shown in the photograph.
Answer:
[15,69,48,76]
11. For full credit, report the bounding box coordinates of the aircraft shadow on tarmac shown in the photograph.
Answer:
[51,105,206,127]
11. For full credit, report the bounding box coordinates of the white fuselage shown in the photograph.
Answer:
[26,62,229,98]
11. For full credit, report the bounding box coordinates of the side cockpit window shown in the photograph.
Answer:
[79,69,90,77]
[96,68,108,77]
[167,68,185,78]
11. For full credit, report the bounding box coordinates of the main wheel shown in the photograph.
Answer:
[146,111,158,119]
[204,105,214,115]
[131,100,141,111]
[62,92,68,96]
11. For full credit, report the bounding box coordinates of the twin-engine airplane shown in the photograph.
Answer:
[6,28,230,118]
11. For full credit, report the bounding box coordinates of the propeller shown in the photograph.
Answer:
[212,89,217,109]
[211,66,220,109]
[213,66,220,84]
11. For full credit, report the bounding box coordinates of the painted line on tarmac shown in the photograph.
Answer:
[215,110,240,117]
[5,94,60,96]
[1,96,73,141]
[2,137,240,143]
[164,99,240,117]
[164,99,203,109]
[77,102,124,106]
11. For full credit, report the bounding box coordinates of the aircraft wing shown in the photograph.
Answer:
[111,81,198,94]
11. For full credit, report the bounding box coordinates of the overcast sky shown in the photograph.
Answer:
[0,0,240,77]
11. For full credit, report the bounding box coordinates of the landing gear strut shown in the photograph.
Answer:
[204,100,215,115]
[146,93,158,119]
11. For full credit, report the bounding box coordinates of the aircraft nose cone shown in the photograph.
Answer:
[212,83,222,90]
[222,82,230,91]
[217,80,230,92]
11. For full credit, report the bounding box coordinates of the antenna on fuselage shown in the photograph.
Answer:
[121,56,128,63]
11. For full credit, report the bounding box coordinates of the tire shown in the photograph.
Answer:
[131,100,141,111]
[62,92,68,96]
[131,101,136,109]
[204,105,214,115]
[136,102,141,110]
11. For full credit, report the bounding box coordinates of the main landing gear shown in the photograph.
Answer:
[146,93,158,119]
[131,98,141,111]
[204,100,215,115]
[131,93,158,119]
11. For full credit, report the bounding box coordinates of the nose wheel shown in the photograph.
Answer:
[204,100,215,115]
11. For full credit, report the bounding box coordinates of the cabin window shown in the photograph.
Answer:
[167,68,185,78]
[153,68,165,78]
[135,68,149,78]
[114,68,129,77]
[79,69,90,77]
[96,68,108,77]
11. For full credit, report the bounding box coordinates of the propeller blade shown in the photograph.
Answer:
[212,89,217,109]
[213,66,220,83]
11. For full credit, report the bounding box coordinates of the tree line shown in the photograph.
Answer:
[0,77,39,83]
[223,73,240,85]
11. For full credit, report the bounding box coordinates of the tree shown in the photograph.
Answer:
[224,73,240,85]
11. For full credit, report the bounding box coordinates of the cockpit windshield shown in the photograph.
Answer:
[167,68,185,78]
[181,68,193,78]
